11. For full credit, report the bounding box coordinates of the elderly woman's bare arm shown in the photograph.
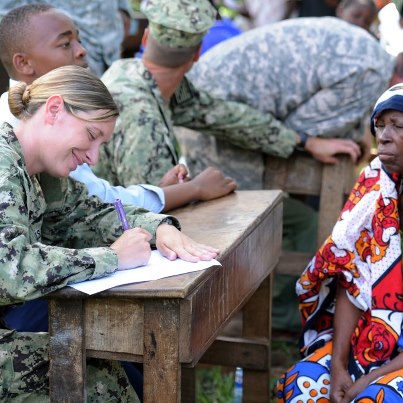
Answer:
[330,286,362,403]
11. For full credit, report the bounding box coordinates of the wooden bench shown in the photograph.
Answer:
[174,124,358,288]
[264,151,357,276]
[175,125,357,276]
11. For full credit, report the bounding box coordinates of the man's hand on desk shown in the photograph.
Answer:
[159,163,189,186]
[304,136,362,164]
[186,167,237,201]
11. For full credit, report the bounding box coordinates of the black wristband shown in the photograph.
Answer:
[295,132,309,151]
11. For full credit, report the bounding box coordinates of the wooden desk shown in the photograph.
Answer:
[47,190,283,402]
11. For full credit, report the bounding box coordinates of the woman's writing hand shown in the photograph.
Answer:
[111,228,152,270]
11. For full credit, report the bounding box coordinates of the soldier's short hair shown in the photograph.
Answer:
[0,4,54,76]
[143,35,199,68]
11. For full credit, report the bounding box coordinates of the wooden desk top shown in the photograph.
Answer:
[49,190,282,299]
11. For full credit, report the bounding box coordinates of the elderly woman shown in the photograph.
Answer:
[277,84,403,402]
[0,65,218,402]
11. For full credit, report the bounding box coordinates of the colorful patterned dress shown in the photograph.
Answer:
[277,157,403,402]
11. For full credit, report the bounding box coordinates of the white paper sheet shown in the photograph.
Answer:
[70,250,221,295]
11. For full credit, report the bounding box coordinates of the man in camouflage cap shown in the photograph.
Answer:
[94,0,360,188]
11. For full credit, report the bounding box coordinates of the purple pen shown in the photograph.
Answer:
[114,199,130,231]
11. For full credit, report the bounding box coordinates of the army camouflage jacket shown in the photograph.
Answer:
[189,17,395,140]
[184,17,395,188]
[95,58,297,187]
[0,123,176,308]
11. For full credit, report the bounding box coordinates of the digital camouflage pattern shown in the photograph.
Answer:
[0,0,132,77]
[0,123,176,400]
[96,59,179,187]
[190,17,394,139]
[1,330,139,402]
[185,17,395,188]
[95,58,298,188]
[141,0,217,48]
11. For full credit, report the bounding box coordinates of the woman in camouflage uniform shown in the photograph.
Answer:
[0,64,218,402]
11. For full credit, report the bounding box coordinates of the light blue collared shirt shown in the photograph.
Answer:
[70,163,165,212]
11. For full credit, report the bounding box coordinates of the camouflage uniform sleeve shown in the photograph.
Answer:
[98,100,177,186]
[0,173,179,304]
[96,60,179,187]
[171,78,298,158]
[40,174,180,249]
[94,70,178,187]
[0,170,119,304]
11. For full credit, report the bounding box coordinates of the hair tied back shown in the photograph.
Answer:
[22,85,31,105]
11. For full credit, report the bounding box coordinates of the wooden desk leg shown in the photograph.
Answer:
[144,300,181,403]
[242,275,272,403]
[49,298,86,402]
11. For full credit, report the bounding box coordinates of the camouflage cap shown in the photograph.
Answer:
[141,0,217,48]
